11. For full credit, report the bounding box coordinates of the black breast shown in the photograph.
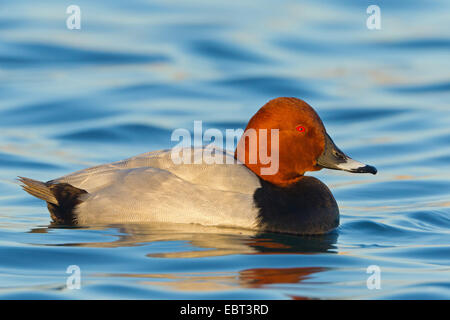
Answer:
[253,176,339,235]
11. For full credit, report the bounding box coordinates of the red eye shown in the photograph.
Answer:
[296,125,306,133]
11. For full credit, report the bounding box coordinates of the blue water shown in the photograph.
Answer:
[1,0,449,299]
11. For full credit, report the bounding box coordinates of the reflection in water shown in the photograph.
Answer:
[28,223,337,295]
[100,266,327,294]
[31,222,338,256]
[239,266,326,288]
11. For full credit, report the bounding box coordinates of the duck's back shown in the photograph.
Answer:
[52,147,262,228]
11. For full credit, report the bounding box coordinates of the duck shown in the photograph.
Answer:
[19,97,376,235]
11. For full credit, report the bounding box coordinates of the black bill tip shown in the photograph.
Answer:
[351,165,377,175]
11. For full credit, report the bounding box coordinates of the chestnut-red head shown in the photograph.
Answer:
[235,97,376,186]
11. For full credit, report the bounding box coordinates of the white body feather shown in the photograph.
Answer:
[52,147,262,228]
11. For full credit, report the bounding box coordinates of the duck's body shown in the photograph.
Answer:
[20,97,375,235]
[48,148,261,228]
[19,147,339,234]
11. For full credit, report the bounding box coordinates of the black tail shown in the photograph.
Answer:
[19,177,88,224]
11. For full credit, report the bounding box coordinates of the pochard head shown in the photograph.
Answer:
[236,97,377,186]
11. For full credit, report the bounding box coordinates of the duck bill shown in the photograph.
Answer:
[317,133,377,174]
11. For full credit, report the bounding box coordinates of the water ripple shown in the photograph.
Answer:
[0,0,449,300]
[2,41,170,68]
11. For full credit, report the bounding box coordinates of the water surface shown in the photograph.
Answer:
[0,0,449,299]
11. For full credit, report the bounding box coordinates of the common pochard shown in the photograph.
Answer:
[20,97,376,235]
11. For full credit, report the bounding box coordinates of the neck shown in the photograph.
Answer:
[259,173,303,187]
[234,148,304,187]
